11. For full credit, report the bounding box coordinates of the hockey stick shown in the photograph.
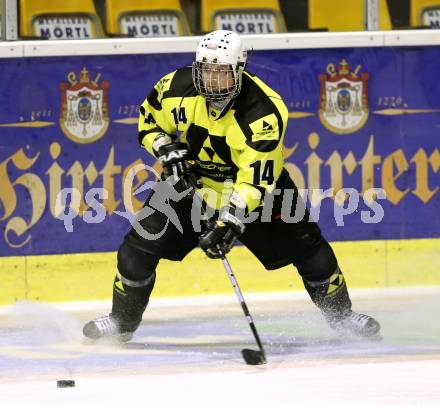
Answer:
[217,250,267,365]
[190,188,267,365]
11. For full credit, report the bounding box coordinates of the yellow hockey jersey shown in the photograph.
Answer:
[138,67,288,212]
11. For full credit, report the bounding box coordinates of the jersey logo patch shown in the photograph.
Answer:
[249,114,278,142]
[203,147,216,160]
[198,137,226,163]
[262,120,273,131]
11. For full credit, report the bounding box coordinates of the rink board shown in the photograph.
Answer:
[1,238,439,303]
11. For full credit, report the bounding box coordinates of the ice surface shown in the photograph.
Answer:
[0,287,439,405]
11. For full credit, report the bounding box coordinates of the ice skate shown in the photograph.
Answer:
[328,310,381,340]
[303,267,381,340]
[83,315,133,342]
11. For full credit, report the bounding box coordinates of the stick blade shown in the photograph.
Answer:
[241,349,266,365]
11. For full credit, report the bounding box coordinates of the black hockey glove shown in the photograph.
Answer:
[199,206,245,259]
[158,142,202,191]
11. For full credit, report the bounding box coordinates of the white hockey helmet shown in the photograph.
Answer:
[192,30,247,102]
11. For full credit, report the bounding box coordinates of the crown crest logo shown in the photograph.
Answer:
[59,67,110,144]
[318,59,369,135]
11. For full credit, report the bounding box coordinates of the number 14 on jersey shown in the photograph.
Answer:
[250,160,274,185]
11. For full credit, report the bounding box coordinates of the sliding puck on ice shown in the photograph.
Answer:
[57,380,75,388]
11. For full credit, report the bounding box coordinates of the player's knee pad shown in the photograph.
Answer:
[295,238,338,282]
[117,240,159,282]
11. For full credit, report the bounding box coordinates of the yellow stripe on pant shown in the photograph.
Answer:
[1,238,439,304]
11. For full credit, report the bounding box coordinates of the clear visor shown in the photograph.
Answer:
[192,61,240,102]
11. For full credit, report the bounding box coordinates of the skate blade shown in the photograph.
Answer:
[81,333,133,345]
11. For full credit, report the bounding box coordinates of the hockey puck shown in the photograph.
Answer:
[57,380,75,388]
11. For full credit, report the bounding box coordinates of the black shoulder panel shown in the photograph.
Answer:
[234,72,284,152]
[145,67,197,111]
[147,88,162,111]
[165,67,198,99]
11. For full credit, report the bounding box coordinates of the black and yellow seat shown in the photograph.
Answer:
[411,0,440,28]
[201,0,286,34]
[308,0,392,31]
[105,0,191,37]
[19,0,104,39]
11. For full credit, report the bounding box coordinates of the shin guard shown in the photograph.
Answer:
[110,270,156,333]
[303,266,352,322]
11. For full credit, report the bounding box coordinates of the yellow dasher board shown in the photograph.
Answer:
[421,8,440,27]
[32,15,98,39]
[308,0,392,31]
[411,0,440,28]
[119,13,184,37]
[201,0,286,33]
[105,0,191,37]
[19,0,104,39]
[213,11,284,34]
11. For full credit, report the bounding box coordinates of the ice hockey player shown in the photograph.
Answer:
[83,30,380,342]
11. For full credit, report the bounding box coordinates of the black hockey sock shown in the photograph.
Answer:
[303,266,352,321]
[110,271,156,333]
